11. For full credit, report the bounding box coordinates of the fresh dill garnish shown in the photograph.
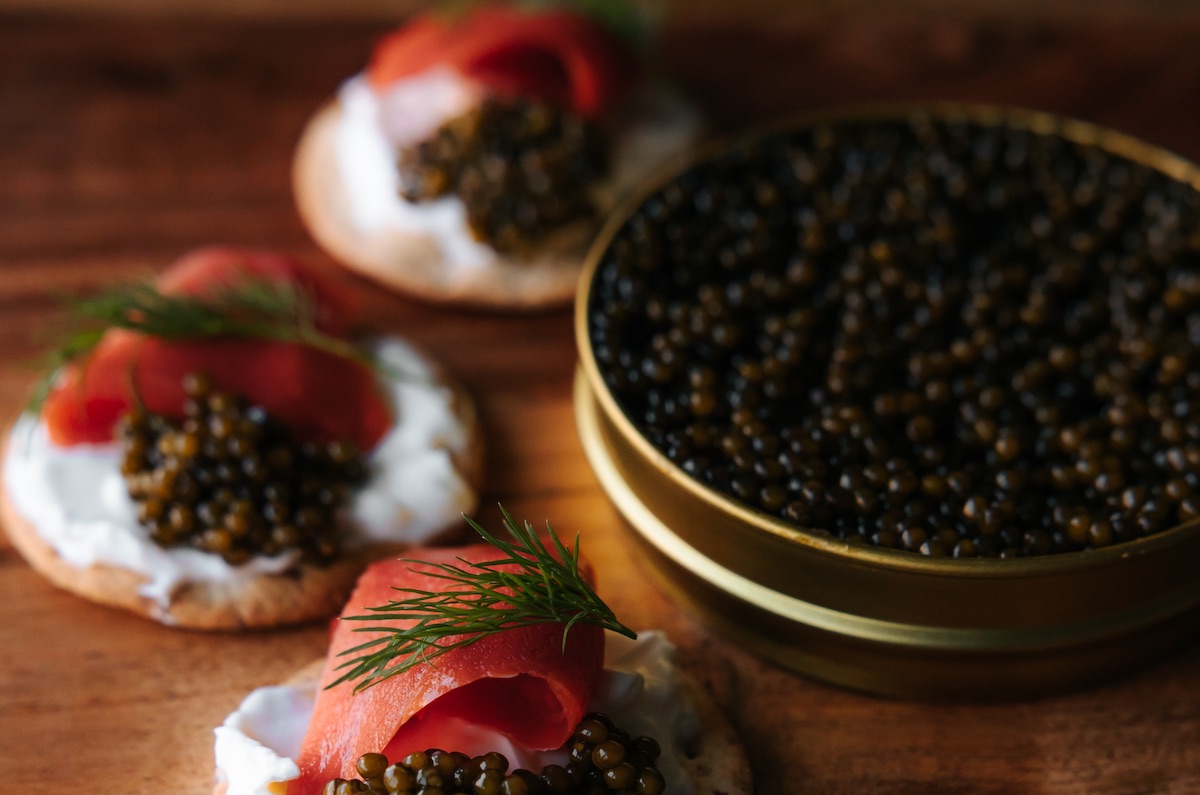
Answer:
[27,277,380,415]
[328,507,636,693]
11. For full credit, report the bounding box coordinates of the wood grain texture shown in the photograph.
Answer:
[3,11,1200,794]
[5,0,1200,23]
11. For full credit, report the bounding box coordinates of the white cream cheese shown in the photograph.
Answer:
[594,632,702,793]
[214,631,701,795]
[333,68,702,269]
[337,70,496,271]
[2,336,477,607]
[214,686,311,795]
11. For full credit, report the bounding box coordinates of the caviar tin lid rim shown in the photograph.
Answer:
[575,101,1200,578]
[576,370,1200,651]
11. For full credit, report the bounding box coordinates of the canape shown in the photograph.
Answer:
[214,513,752,794]
[1,247,483,629]
[294,2,701,309]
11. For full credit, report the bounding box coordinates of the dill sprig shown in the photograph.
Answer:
[27,277,379,415]
[328,507,636,693]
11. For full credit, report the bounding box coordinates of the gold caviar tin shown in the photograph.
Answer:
[574,104,1200,700]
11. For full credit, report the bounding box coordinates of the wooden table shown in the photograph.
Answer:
[3,10,1200,793]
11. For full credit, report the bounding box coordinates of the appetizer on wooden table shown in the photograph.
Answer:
[1,247,483,629]
[214,512,752,795]
[294,0,701,309]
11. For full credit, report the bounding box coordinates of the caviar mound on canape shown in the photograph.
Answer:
[0,247,483,629]
[212,512,753,795]
[293,1,702,309]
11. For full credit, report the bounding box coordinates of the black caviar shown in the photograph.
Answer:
[589,114,1200,558]
[119,373,367,564]
[398,96,608,254]
[321,713,665,795]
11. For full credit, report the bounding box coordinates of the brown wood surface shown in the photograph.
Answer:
[3,10,1200,794]
[5,0,1200,23]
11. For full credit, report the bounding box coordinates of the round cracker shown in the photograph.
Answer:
[1,353,485,631]
[294,102,590,311]
[214,659,753,795]
[677,674,755,795]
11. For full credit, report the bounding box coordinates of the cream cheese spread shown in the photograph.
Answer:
[337,69,495,271]
[2,336,477,607]
[214,631,701,795]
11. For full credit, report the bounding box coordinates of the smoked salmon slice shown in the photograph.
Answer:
[367,5,636,118]
[40,247,391,451]
[290,546,605,793]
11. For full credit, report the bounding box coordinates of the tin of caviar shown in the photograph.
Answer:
[575,104,1200,700]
